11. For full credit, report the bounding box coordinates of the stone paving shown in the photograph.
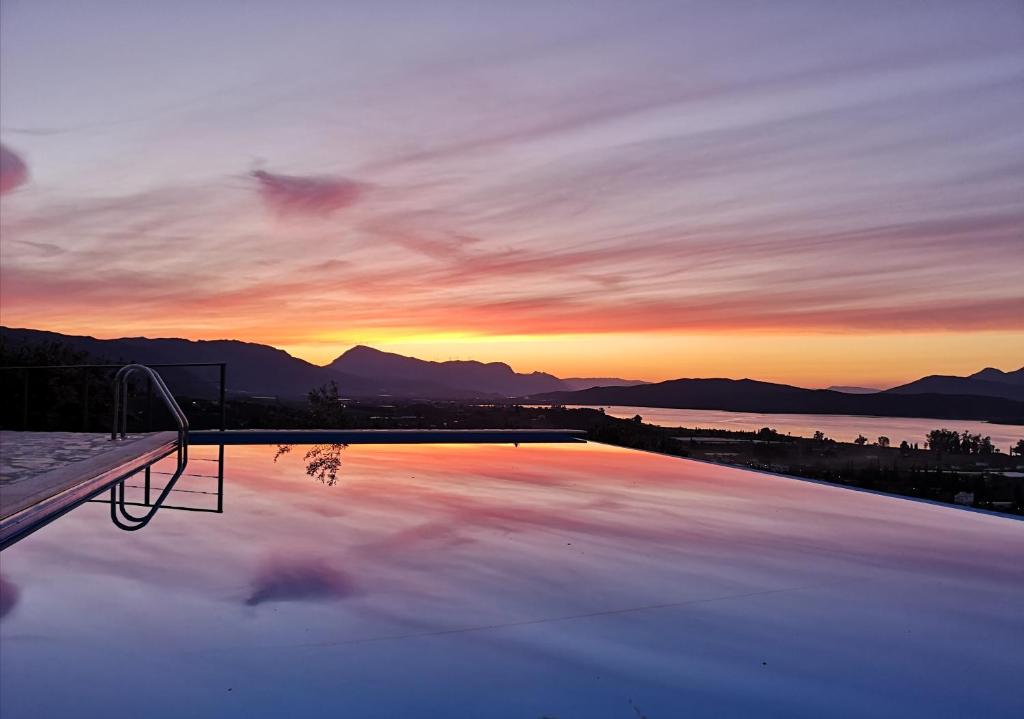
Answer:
[0,431,177,519]
[2,432,130,484]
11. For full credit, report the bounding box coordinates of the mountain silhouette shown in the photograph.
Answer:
[4,326,1020,421]
[327,345,566,396]
[885,367,1024,402]
[0,327,642,400]
[527,377,1024,423]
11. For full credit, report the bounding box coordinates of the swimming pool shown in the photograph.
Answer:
[1,442,1022,717]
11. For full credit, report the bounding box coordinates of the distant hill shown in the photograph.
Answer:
[826,386,881,394]
[5,326,1019,420]
[328,345,566,397]
[527,377,1024,422]
[0,327,345,399]
[1,327,642,400]
[969,367,1024,386]
[562,377,648,391]
[885,367,1024,402]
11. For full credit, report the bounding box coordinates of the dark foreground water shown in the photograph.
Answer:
[1,442,1022,718]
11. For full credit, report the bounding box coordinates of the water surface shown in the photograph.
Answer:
[1,442,1022,718]
[569,405,1024,450]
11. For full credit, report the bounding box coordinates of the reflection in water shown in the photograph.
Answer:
[246,556,356,606]
[0,574,18,620]
[275,444,347,485]
[2,443,1023,718]
[88,444,225,532]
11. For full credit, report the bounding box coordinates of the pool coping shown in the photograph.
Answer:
[0,433,178,549]
[189,429,587,445]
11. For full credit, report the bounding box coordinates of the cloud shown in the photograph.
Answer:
[245,556,356,606]
[252,169,363,217]
[0,143,29,195]
[13,240,66,256]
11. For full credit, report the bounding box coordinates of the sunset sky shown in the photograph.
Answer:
[1,1,1022,387]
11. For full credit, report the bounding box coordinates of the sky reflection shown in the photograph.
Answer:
[0,442,1022,717]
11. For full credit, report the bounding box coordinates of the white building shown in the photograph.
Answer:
[954,491,974,506]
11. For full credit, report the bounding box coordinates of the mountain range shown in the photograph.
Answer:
[885,368,1024,402]
[527,376,1024,423]
[2,326,1021,422]
[0,327,645,400]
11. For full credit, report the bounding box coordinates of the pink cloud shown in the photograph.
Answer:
[0,143,29,195]
[252,169,362,217]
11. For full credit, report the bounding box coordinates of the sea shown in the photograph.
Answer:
[564,405,1024,453]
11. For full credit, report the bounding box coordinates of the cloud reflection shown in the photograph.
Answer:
[0,143,29,195]
[245,556,356,606]
[0,574,20,620]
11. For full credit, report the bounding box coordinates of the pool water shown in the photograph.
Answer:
[1,442,1022,718]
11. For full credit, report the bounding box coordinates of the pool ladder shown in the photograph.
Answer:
[109,364,189,530]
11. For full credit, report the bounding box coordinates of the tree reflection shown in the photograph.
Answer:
[274,444,347,486]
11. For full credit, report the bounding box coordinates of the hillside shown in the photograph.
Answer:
[0,327,346,399]
[327,345,566,396]
[1,327,641,400]
[885,368,1024,402]
[528,377,1024,422]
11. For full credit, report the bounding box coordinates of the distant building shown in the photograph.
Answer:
[954,492,974,506]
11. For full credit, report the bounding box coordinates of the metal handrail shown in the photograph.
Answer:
[111,364,189,451]
[109,364,190,530]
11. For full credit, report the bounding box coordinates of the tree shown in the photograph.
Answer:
[632,414,643,424]
[1013,439,1024,457]
[308,381,347,427]
[854,434,868,446]
[960,431,981,455]
[813,431,826,442]
[899,440,911,453]
[926,429,961,454]
[877,436,890,448]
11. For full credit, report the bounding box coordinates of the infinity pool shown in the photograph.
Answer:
[1,442,1022,718]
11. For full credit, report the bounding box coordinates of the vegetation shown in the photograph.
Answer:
[925,428,996,455]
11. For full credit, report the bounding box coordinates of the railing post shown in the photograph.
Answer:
[22,370,29,430]
[121,379,129,438]
[216,443,225,513]
[219,363,226,431]
[82,371,89,431]
[146,376,154,432]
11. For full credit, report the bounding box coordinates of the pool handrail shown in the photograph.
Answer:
[109,364,190,530]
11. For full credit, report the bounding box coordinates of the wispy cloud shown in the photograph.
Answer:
[252,169,363,217]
